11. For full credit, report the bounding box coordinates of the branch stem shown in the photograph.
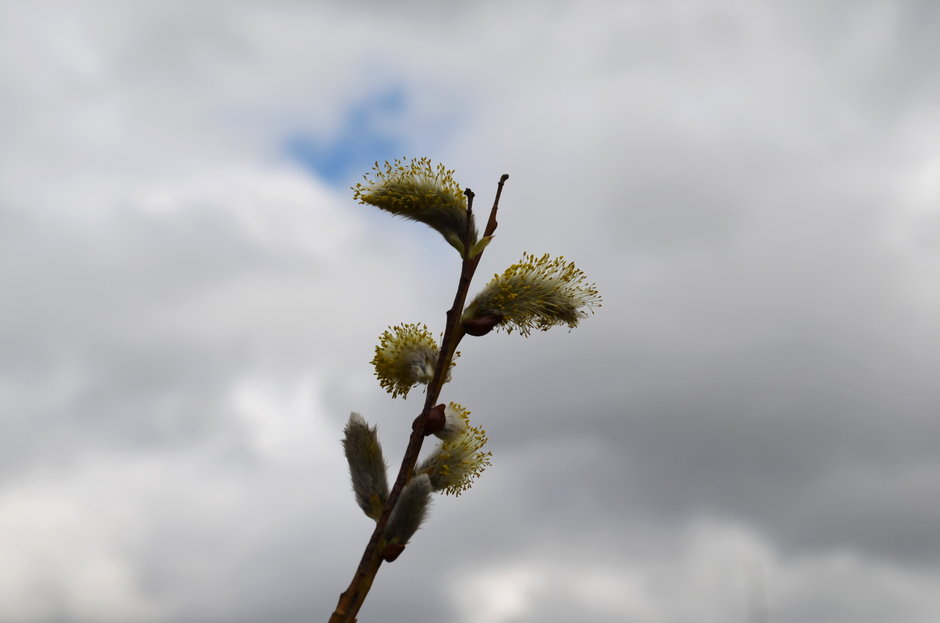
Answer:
[329,174,509,623]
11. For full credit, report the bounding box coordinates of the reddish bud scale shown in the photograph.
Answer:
[381,542,406,562]
[462,313,504,337]
[422,404,447,436]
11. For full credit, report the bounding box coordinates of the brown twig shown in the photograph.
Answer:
[329,174,509,623]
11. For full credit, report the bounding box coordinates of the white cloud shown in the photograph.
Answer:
[445,519,940,623]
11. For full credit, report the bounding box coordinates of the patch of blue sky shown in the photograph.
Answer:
[284,84,464,266]
[283,87,408,188]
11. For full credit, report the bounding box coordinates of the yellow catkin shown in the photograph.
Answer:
[464,253,602,336]
[352,157,476,254]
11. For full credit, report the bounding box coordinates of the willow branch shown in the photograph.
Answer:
[329,174,509,623]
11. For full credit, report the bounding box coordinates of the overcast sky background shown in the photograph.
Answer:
[2,1,940,622]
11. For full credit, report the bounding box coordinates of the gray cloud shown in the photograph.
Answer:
[2,1,940,622]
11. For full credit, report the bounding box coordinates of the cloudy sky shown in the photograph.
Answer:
[2,1,940,622]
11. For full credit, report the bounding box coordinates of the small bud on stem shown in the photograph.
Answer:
[422,403,447,436]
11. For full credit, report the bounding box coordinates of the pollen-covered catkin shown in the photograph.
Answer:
[417,404,491,496]
[463,252,601,336]
[371,324,441,399]
[353,157,477,254]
